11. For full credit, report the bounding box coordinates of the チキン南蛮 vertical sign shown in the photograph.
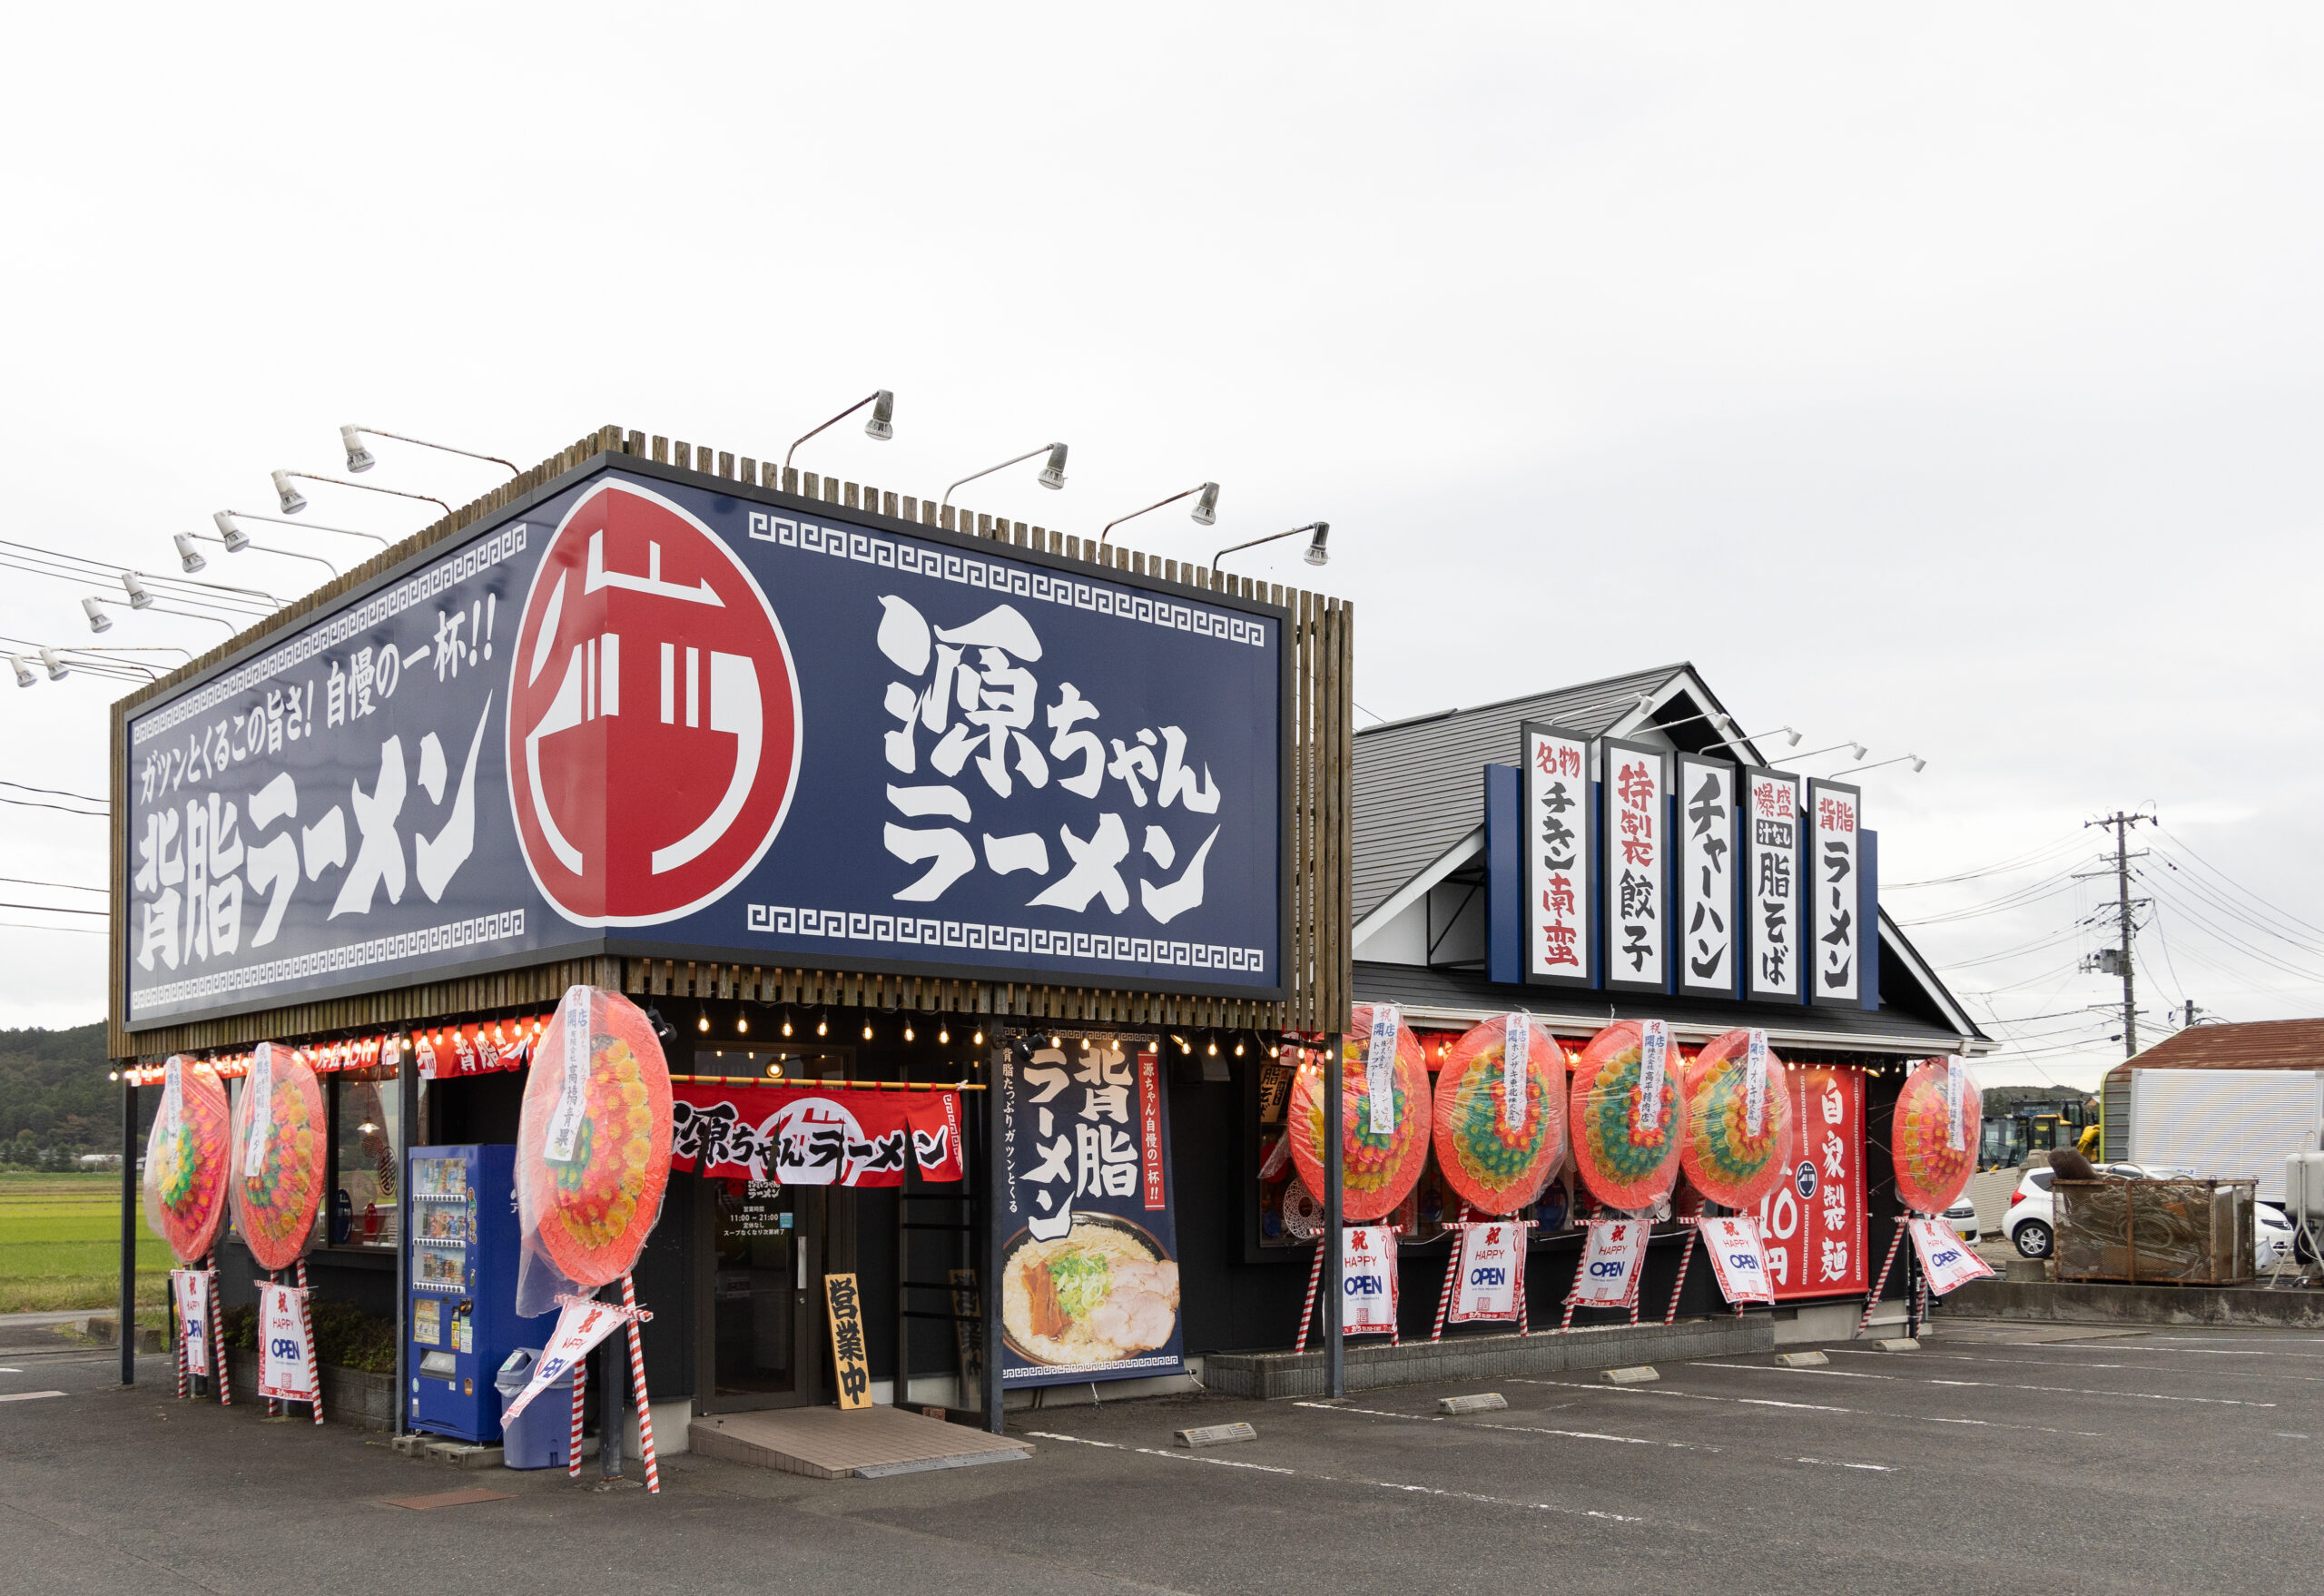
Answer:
[1807,779,1860,1005]
[1600,738,1667,994]
[1743,768,1803,1003]
[1675,754,1736,999]
[1520,723,1592,988]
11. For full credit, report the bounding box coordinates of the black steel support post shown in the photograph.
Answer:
[981,1033,1007,1433]
[395,1034,418,1433]
[120,1077,137,1385]
[1324,1033,1344,1398]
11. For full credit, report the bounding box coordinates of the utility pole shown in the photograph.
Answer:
[2081,811,2153,1059]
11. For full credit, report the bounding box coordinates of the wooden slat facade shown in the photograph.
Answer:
[110,426,1354,1061]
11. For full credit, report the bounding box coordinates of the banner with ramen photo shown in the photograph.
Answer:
[998,1037,1184,1389]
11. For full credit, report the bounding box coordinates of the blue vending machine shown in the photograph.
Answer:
[408,1144,552,1443]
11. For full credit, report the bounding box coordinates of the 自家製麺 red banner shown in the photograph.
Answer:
[669,1082,964,1187]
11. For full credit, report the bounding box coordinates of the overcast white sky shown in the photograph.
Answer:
[4,6,2320,1089]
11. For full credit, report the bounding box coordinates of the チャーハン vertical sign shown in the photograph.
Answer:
[1807,778,1861,1006]
[1600,738,1667,994]
[1743,767,1803,1003]
[1675,754,1737,999]
[998,1039,1183,1388]
[1521,724,1593,988]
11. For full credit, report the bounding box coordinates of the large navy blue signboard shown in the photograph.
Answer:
[124,459,1286,1026]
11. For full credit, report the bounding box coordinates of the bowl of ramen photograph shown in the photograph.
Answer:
[1000,1214,1181,1369]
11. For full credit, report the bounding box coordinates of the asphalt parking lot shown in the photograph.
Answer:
[5,1317,2321,1595]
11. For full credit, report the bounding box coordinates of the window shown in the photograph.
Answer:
[330,1062,409,1249]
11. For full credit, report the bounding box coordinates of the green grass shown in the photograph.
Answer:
[0,1171,170,1313]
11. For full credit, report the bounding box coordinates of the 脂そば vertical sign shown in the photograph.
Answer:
[1675,754,1738,999]
[1600,738,1667,994]
[122,458,1286,1025]
[1742,767,1803,1003]
[1521,723,1592,987]
[1753,1065,1866,1299]
[1807,778,1861,1006]
[998,1039,1183,1388]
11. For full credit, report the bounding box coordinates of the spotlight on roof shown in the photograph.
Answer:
[83,597,113,634]
[272,470,307,515]
[121,573,154,610]
[7,654,34,688]
[1037,442,1068,491]
[340,425,378,474]
[1303,521,1331,566]
[866,389,895,441]
[1192,481,1220,527]
[213,511,251,553]
[172,534,207,574]
[39,647,70,681]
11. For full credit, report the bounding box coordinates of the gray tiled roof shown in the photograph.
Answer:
[1351,663,1690,922]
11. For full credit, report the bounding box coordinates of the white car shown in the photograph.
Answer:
[2004,1165,2297,1272]
[1940,1197,1978,1244]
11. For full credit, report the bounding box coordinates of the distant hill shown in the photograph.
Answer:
[0,1021,130,1165]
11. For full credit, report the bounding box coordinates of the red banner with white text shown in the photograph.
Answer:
[1751,1065,1867,1299]
[668,1082,964,1186]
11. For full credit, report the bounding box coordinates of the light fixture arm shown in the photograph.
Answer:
[1214,521,1325,573]
[1793,741,1869,764]
[87,595,234,632]
[1099,483,1214,547]
[1837,753,1926,776]
[347,427,517,475]
[1700,725,1800,756]
[192,530,338,578]
[132,568,283,606]
[283,472,451,516]
[222,510,390,548]
[940,442,1065,512]
[784,390,893,468]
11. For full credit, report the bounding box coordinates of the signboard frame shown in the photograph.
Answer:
[1673,752,1740,1000]
[1740,765,1805,1005]
[1807,776,1864,1009]
[118,451,1295,1029]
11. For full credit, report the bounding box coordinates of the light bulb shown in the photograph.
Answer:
[736,1016,748,1034]
[1049,1034,1060,1049]
[1234,1040,1246,1056]
[863,1022,874,1040]
[698,1015,710,1032]
[973,1028,985,1046]
[818,1018,829,1037]
[782,1018,793,1037]
[1206,1039,1218,1057]
[940,1026,950,1044]
[904,1024,915,1041]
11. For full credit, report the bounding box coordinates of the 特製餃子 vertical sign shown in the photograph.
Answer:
[123,461,1286,1024]
[1752,1065,1866,1299]
[997,1039,1183,1388]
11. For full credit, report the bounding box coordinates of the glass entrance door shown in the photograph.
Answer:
[709,1181,806,1404]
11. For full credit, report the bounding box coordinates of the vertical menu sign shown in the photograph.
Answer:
[1520,724,1593,988]
[1743,768,1802,1003]
[1600,738,1667,995]
[1807,779,1861,1007]
[998,1038,1184,1390]
[1675,754,1737,999]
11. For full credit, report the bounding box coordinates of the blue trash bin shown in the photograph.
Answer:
[495,1348,576,1470]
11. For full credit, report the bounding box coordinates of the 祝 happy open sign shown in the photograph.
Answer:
[123,459,1289,1025]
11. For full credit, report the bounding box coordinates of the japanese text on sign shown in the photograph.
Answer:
[1521,724,1592,985]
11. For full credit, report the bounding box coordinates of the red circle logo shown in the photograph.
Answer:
[507,480,800,926]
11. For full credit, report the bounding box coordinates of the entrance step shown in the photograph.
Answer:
[690,1405,1032,1480]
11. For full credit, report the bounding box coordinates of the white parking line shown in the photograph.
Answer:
[1292,1400,1720,1451]
[1797,1457,1897,1473]
[1692,1361,2277,1407]
[0,1391,66,1404]
[1834,1346,2324,1385]
[1027,1429,1647,1523]
[1512,1377,2103,1436]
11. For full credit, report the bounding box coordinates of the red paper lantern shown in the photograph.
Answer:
[1679,1030,1795,1210]
[229,1043,328,1273]
[517,988,675,1286]
[143,1059,231,1264]
[1893,1059,1981,1215]
[1568,1021,1682,1213]
[1286,1004,1432,1222]
[1430,1017,1565,1216]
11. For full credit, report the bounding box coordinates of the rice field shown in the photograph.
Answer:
[0,1172,169,1314]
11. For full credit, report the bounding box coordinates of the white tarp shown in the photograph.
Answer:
[2129,1069,2323,1201]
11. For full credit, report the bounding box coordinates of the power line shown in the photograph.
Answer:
[0,779,107,805]
[0,901,105,917]
[1881,832,2085,889]
[0,921,105,936]
[0,876,104,894]
[2155,823,2324,940]
[0,796,106,817]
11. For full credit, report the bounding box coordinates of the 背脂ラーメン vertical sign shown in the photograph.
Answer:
[1520,723,1593,988]
[120,460,1287,1025]
[997,1039,1184,1388]
[1807,778,1861,1006]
